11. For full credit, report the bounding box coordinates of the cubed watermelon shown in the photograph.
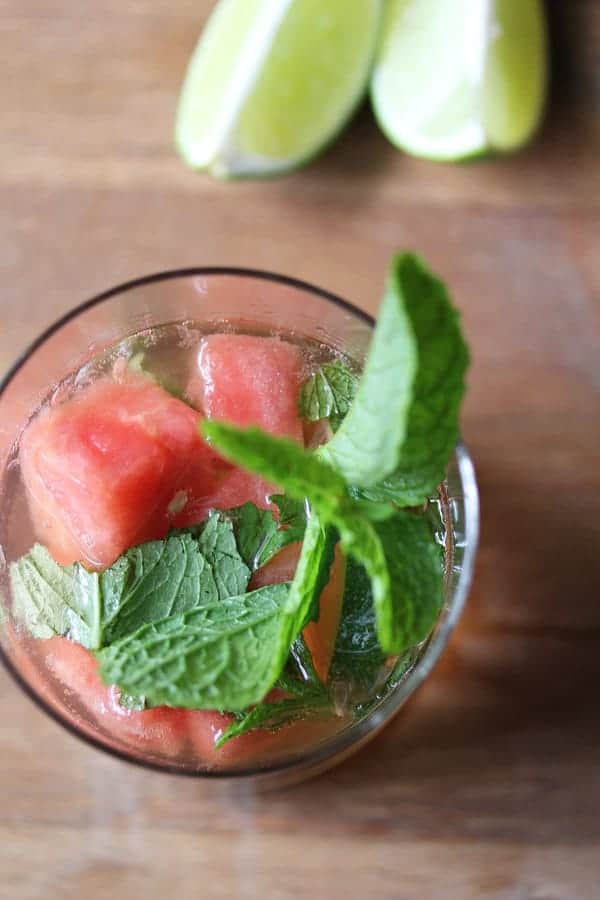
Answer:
[43,637,189,757]
[179,334,305,522]
[190,334,305,441]
[186,701,338,768]
[19,375,231,567]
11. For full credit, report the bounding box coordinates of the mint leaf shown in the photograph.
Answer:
[356,255,469,504]
[320,257,418,487]
[279,512,337,645]
[324,254,468,501]
[9,545,102,648]
[214,685,332,749]
[222,503,279,570]
[299,361,358,430]
[11,514,251,651]
[334,510,443,655]
[103,516,250,644]
[372,511,444,649]
[202,422,350,515]
[194,512,252,600]
[330,558,386,688]
[97,583,291,711]
[223,499,305,572]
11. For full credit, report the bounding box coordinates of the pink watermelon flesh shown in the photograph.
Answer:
[190,334,305,440]
[180,334,305,522]
[19,374,231,567]
[44,637,189,757]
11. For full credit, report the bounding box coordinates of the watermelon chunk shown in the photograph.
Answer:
[19,375,231,567]
[187,702,338,768]
[189,334,305,441]
[180,334,305,522]
[43,637,189,757]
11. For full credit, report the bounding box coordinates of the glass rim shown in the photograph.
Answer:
[0,266,374,400]
[0,267,479,783]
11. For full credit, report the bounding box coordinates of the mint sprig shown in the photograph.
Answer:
[201,420,442,655]
[201,251,467,657]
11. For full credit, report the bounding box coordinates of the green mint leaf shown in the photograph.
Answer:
[223,500,305,572]
[102,516,250,644]
[194,512,252,600]
[214,686,332,749]
[330,557,386,688]
[101,534,206,644]
[97,582,290,711]
[202,422,443,656]
[202,421,349,515]
[334,509,443,654]
[222,503,278,570]
[356,254,469,504]
[9,545,102,648]
[320,256,418,487]
[370,511,444,651]
[286,514,337,630]
[12,513,252,651]
[299,361,359,430]
[324,253,468,500]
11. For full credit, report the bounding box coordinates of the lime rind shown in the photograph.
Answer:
[370,0,548,162]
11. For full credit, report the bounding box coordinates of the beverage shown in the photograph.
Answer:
[0,260,478,783]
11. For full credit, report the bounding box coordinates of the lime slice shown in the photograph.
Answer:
[175,0,383,177]
[371,0,548,161]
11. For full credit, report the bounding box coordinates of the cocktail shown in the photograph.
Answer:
[0,255,478,786]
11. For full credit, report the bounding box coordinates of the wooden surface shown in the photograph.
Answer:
[1,1,599,898]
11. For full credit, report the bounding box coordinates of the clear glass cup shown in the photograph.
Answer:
[0,269,479,788]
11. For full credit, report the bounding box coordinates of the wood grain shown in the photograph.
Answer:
[1,1,599,898]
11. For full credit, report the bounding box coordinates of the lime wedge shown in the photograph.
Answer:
[175,0,383,178]
[371,0,548,161]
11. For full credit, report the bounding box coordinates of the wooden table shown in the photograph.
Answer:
[2,2,599,897]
